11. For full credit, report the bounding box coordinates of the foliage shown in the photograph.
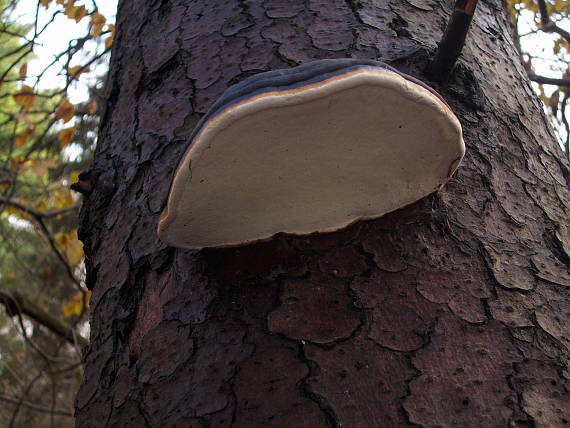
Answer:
[0,0,115,425]
[507,0,570,155]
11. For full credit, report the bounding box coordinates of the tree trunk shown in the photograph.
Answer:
[75,0,570,426]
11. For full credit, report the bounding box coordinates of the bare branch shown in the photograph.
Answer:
[535,0,570,42]
[562,92,570,157]
[542,21,570,42]
[0,394,73,417]
[536,0,550,26]
[0,196,78,218]
[528,73,570,86]
[0,289,89,349]
[430,0,480,81]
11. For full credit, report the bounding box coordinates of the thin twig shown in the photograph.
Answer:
[8,372,42,428]
[0,195,81,287]
[36,216,82,288]
[50,373,56,428]
[0,223,45,283]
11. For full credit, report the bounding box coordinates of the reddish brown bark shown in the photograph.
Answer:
[75,0,570,426]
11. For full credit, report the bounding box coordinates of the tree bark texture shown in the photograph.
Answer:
[75,0,570,426]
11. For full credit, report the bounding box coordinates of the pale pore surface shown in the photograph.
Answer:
[158,72,464,248]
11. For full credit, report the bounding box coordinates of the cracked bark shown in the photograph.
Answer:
[75,0,570,427]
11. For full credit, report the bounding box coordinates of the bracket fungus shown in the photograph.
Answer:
[158,59,465,249]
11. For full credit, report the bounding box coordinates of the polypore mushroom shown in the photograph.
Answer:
[158,59,464,249]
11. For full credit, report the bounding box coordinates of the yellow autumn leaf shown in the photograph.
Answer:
[63,295,81,316]
[43,159,58,168]
[15,133,27,148]
[65,4,88,23]
[66,236,83,266]
[55,99,75,123]
[8,156,25,172]
[46,179,65,191]
[70,170,81,185]
[34,200,47,212]
[549,90,560,117]
[86,101,97,115]
[4,272,16,280]
[43,266,51,282]
[13,85,35,111]
[55,230,83,265]
[53,188,74,209]
[19,63,27,79]
[90,12,106,37]
[105,24,115,49]
[59,126,76,148]
[62,290,91,317]
[5,205,18,217]
[55,231,68,247]
[29,159,57,176]
[562,69,570,93]
[15,125,36,147]
[30,162,47,176]
[69,65,90,79]
[5,198,32,220]
[13,112,30,122]
[4,205,17,217]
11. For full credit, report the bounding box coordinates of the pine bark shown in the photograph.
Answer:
[75,0,570,426]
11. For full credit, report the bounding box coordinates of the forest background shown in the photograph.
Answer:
[0,0,567,426]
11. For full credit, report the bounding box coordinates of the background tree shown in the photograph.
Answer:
[74,0,570,427]
[510,0,570,155]
[0,0,115,425]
